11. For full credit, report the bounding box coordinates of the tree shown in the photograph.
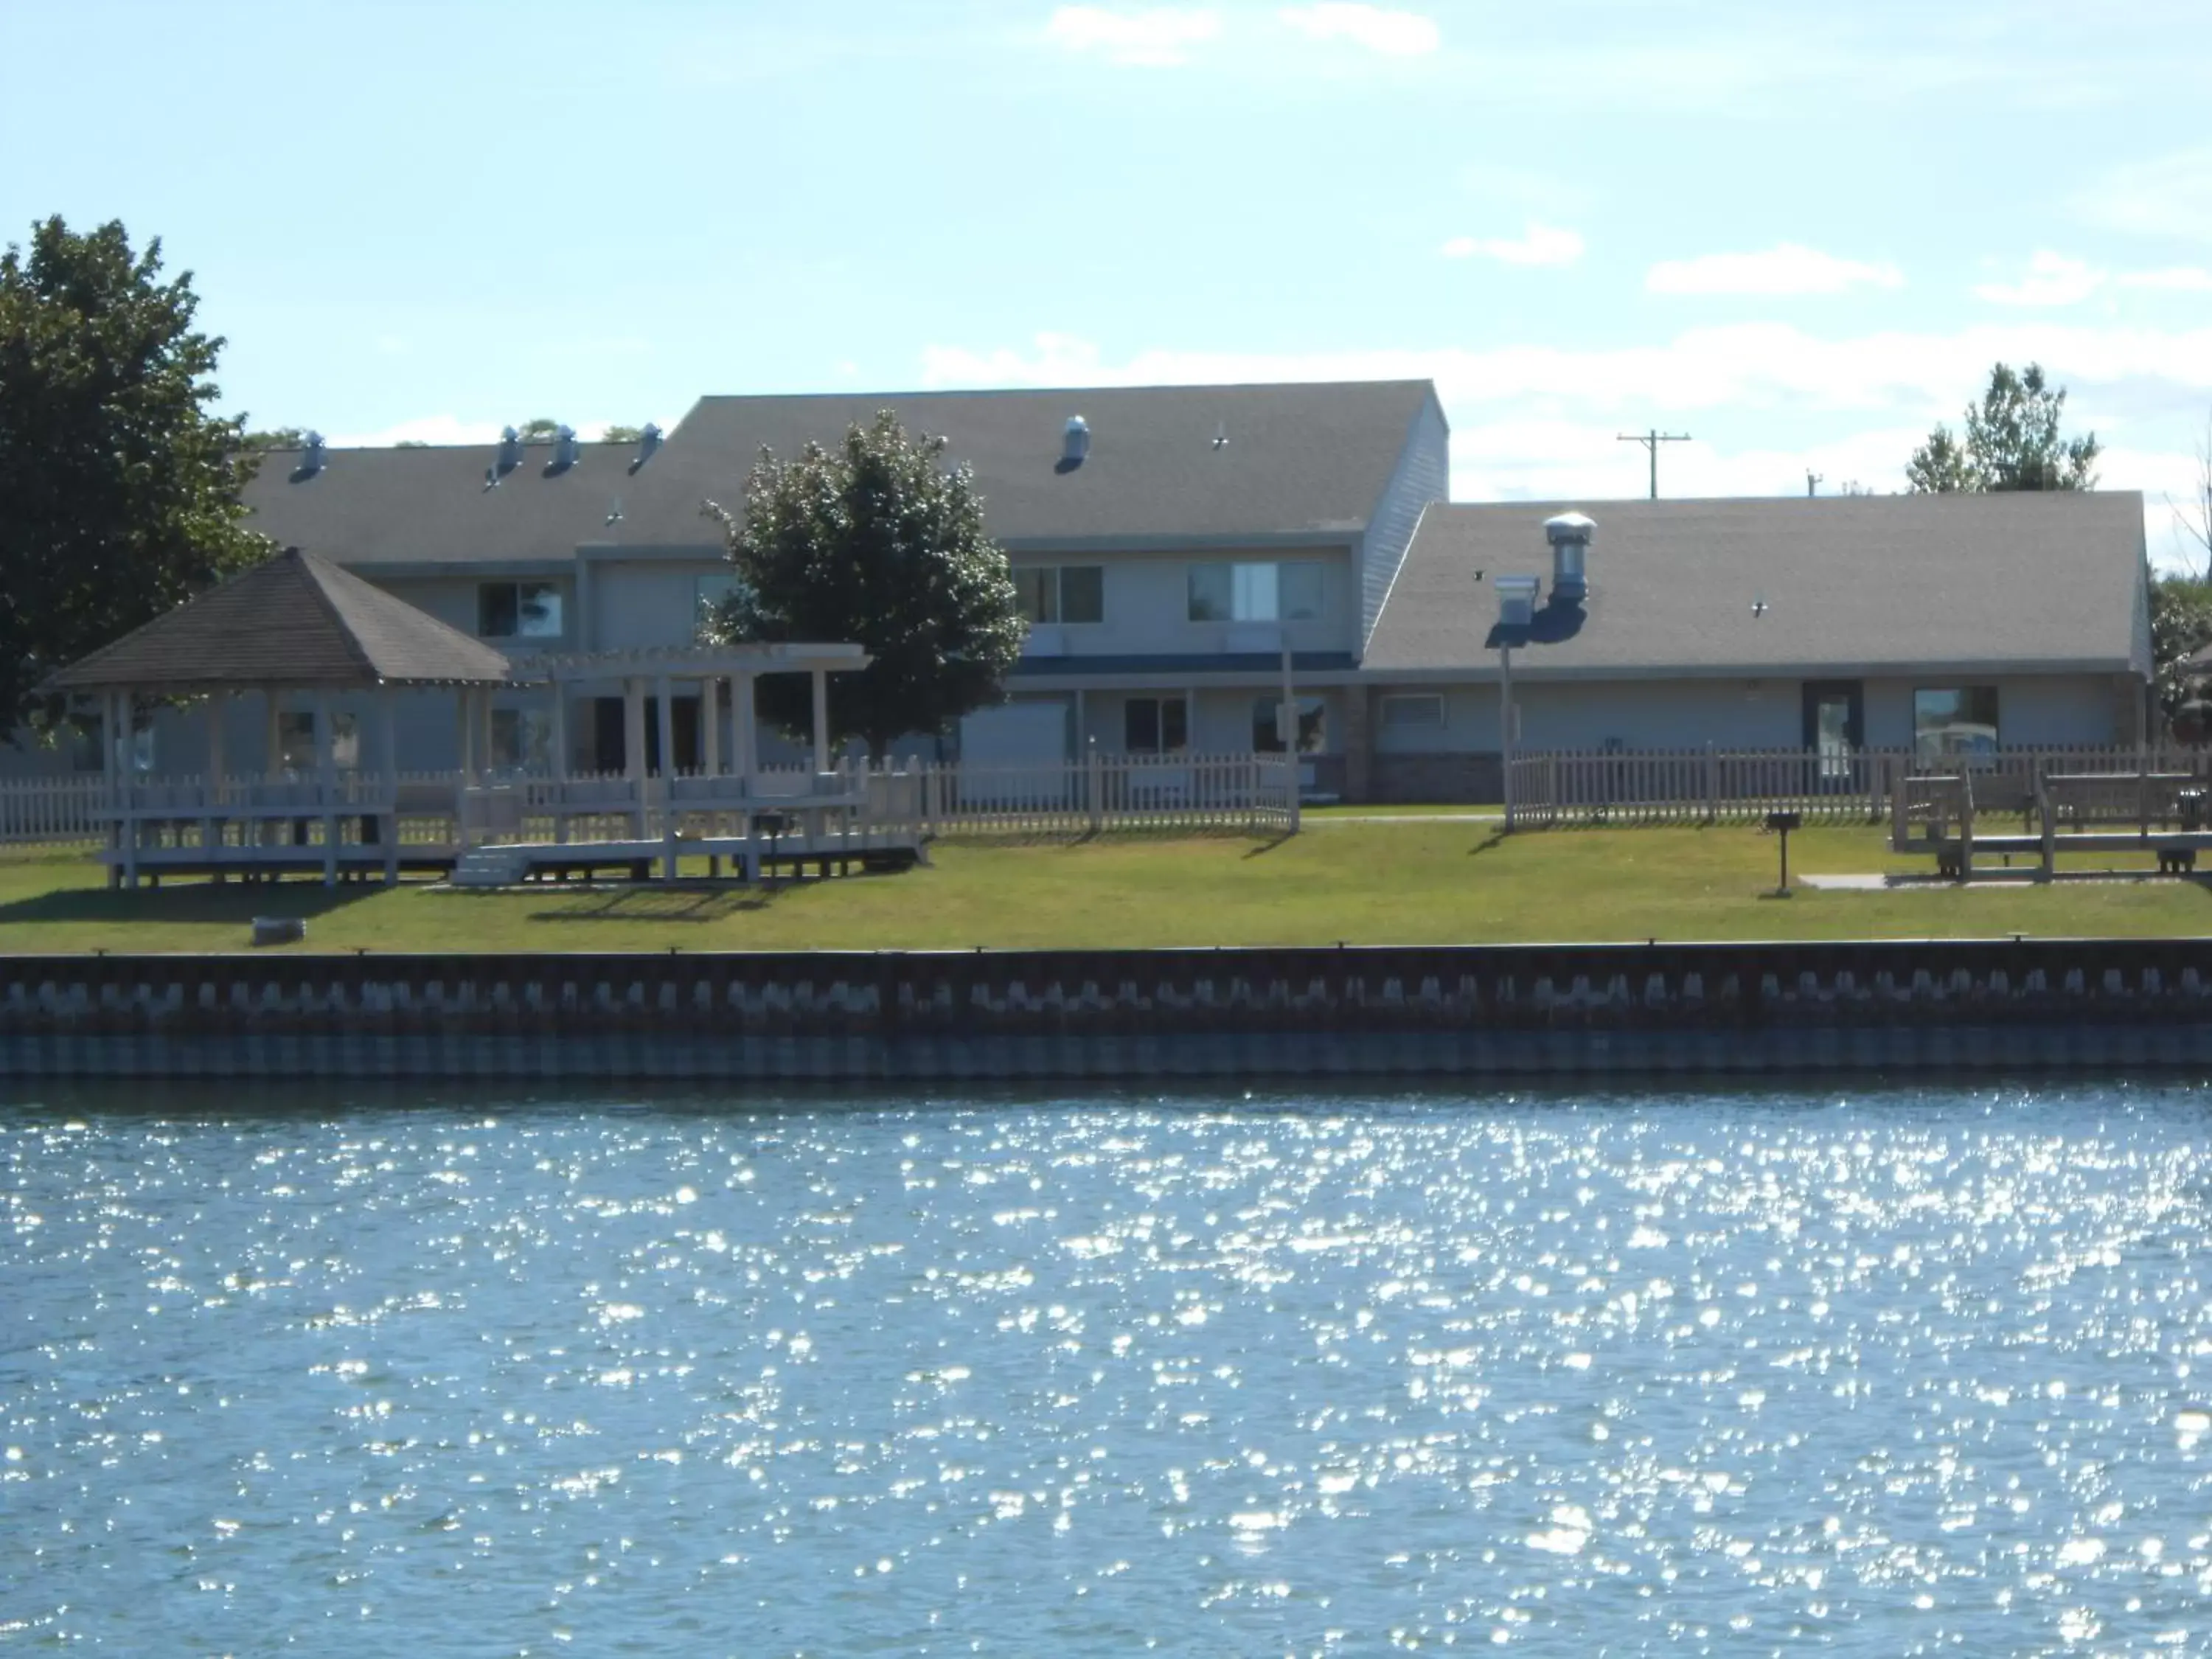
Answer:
[699,411,1026,759]
[518,417,562,442]
[1907,362,2101,493]
[2152,573,2212,733]
[0,216,270,739]
[599,424,645,445]
[238,426,307,453]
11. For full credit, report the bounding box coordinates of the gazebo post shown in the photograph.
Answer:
[102,692,123,890]
[623,675,647,838]
[264,689,284,852]
[549,677,570,845]
[380,689,400,886]
[700,672,723,849]
[315,689,338,886]
[656,671,678,880]
[734,669,759,883]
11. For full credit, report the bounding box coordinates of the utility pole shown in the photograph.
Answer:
[1617,429,1691,500]
[1806,471,1823,498]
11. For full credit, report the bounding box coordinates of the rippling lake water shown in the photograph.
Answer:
[5,1081,2212,1656]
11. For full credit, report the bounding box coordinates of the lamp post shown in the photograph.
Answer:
[1494,575,1542,829]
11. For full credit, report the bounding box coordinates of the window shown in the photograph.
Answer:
[1015,565,1105,625]
[490,708,553,771]
[1124,696,1189,755]
[1189,561,1324,622]
[1381,693,1444,731]
[1253,695,1327,754]
[477,580,563,640]
[695,571,740,638]
[1913,686,2000,761]
[276,710,358,771]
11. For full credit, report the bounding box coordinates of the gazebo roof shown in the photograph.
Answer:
[44,547,514,694]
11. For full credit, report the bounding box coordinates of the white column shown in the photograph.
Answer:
[623,676,647,836]
[810,668,830,773]
[315,690,338,886]
[735,672,758,783]
[1500,644,1515,831]
[549,680,570,845]
[701,675,722,778]
[380,689,400,885]
[656,672,679,877]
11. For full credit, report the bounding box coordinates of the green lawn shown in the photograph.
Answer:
[0,821,2204,954]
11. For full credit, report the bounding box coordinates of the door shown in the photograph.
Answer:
[1801,681,1864,785]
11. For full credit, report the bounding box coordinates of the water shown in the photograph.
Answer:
[4,1082,2211,1657]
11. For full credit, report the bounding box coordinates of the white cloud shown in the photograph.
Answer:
[1279,4,1439,55]
[1441,224,1584,267]
[2076,147,2212,244]
[1044,5,1220,66]
[1646,244,1905,296]
[1974,251,2107,307]
[2119,266,2212,292]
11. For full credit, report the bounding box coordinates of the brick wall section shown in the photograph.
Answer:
[1371,751,1503,804]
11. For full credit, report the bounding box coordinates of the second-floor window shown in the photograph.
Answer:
[477,581,563,640]
[1015,565,1105,625]
[1188,561,1323,623]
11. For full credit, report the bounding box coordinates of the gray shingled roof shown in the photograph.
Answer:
[46,548,514,692]
[1364,492,2150,678]
[239,440,639,566]
[238,383,1439,568]
[634,382,1437,549]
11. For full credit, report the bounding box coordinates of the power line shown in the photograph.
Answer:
[1617,429,1691,500]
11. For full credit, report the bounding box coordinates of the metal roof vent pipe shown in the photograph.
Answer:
[288,431,326,484]
[627,421,663,476]
[546,424,580,476]
[1545,510,1595,604]
[495,425,524,479]
[1060,414,1090,470]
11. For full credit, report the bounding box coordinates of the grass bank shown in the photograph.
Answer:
[0,821,2204,954]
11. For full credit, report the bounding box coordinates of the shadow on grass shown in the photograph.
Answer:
[0,879,383,928]
[933,827,1279,851]
[507,882,792,925]
[1240,832,1297,859]
[1467,829,1509,856]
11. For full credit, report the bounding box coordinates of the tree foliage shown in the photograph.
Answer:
[599,424,645,445]
[518,417,562,442]
[2152,574,2212,731]
[1907,362,2101,493]
[238,426,307,453]
[0,216,270,738]
[699,411,1026,758]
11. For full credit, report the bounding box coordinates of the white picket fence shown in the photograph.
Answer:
[0,776,105,845]
[1506,745,2209,829]
[0,753,1301,849]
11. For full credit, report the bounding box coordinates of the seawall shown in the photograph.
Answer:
[2,940,2211,1080]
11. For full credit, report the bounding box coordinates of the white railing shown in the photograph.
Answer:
[0,776,106,845]
[1508,745,2208,830]
[911,751,1299,837]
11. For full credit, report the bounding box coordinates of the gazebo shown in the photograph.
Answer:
[44,547,514,888]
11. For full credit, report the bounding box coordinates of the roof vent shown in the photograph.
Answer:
[1495,574,1542,629]
[627,422,664,476]
[494,425,524,479]
[544,424,580,477]
[1212,420,1229,451]
[1545,511,1595,603]
[289,431,326,484]
[1062,415,1090,466]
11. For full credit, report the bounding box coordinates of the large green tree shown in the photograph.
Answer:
[1907,361,2101,493]
[0,217,270,738]
[699,411,1026,759]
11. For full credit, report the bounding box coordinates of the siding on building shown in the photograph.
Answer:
[1356,390,1450,650]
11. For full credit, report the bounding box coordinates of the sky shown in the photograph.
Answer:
[7,0,2212,568]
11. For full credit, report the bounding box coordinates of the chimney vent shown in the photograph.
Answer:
[1545,510,1596,602]
[495,426,524,479]
[1062,414,1090,465]
[547,424,580,475]
[289,431,327,484]
[627,422,664,476]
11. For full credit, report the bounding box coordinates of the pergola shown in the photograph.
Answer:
[44,547,514,887]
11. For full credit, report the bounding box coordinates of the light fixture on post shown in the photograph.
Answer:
[1494,574,1542,829]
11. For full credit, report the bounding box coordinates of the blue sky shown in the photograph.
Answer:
[8,1,2212,565]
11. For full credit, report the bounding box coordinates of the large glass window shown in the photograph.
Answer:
[1015,566,1105,625]
[1124,696,1189,755]
[1253,696,1328,754]
[1189,561,1324,622]
[477,580,563,640]
[1913,686,2000,761]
